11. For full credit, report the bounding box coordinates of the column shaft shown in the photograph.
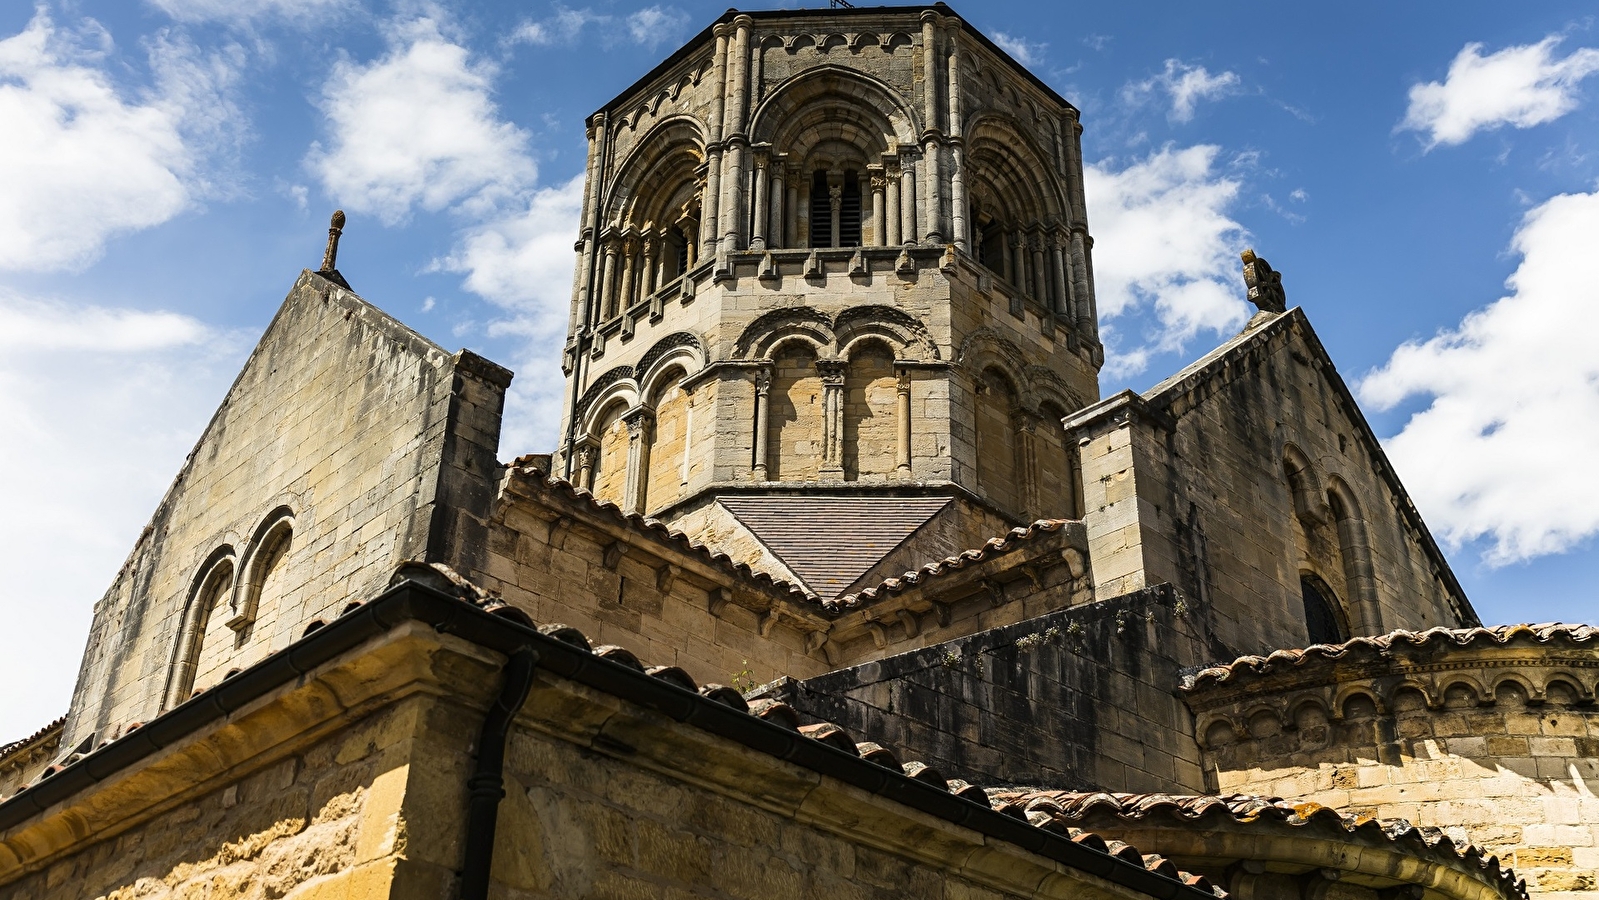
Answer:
[752,371,771,480]
[896,370,912,476]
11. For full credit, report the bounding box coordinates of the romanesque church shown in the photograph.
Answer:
[1,5,1593,900]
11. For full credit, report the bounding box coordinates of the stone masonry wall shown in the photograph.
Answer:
[773,585,1211,794]
[1071,311,1470,660]
[63,270,509,750]
[1189,647,1599,899]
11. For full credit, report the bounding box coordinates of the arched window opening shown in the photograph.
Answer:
[645,368,691,514]
[975,368,1021,512]
[1300,574,1348,646]
[769,343,822,481]
[838,170,862,247]
[167,554,234,709]
[591,401,631,504]
[809,171,831,248]
[1036,401,1080,518]
[842,342,897,481]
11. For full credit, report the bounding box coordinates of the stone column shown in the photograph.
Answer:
[895,368,912,477]
[749,149,769,251]
[947,21,967,252]
[1050,236,1071,317]
[618,237,638,312]
[899,154,917,245]
[785,166,801,250]
[1010,233,1027,294]
[623,409,654,515]
[720,16,753,254]
[1071,230,1094,336]
[598,239,619,320]
[769,163,786,249]
[703,26,728,260]
[1015,412,1039,516]
[818,360,846,477]
[1031,234,1049,304]
[829,183,843,248]
[681,220,698,269]
[576,112,608,330]
[752,368,771,480]
[577,444,597,490]
[642,235,659,298]
[920,11,943,243]
[869,168,887,246]
[884,162,902,246]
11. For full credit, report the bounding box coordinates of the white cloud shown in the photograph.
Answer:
[0,11,235,272]
[991,32,1045,67]
[1125,59,1241,123]
[307,16,535,225]
[1360,189,1599,565]
[508,5,688,50]
[147,0,342,26]
[627,6,690,49]
[0,291,241,742]
[435,174,586,453]
[1085,144,1251,377]
[1401,36,1599,149]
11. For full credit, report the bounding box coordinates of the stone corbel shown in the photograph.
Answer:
[601,541,626,571]
[656,563,679,594]
[547,515,574,550]
[708,586,731,617]
[896,608,921,638]
[864,621,887,650]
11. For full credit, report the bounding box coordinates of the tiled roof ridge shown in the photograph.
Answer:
[11,563,1222,898]
[1184,622,1599,692]
[827,518,1076,612]
[504,460,821,606]
[0,716,65,764]
[997,790,1526,900]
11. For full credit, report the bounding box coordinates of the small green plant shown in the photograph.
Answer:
[1045,626,1062,641]
[1065,622,1085,640]
[940,649,961,669]
[1173,599,1190,618]
[1015,632,1045,652]
[730,660,756,694]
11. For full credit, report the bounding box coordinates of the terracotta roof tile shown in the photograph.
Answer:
[994,790,1526,900]
[1183,623,1599,693]
[828,519,1074,611]
[0,716,64,764]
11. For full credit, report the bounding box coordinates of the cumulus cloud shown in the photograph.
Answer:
[147,0,343,26]
[1085,144,1251,377]
[627,6,691,49]
[991,32,1046,67]
[307,16,536,225]
[1401,36,1599,149]
[0,290,241,740]
[1125,59,1241,123]
[1359,189,1599,565]
[0,10,239,272]
[435,174,586,452]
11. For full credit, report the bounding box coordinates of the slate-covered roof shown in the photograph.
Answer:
[1183,622,1599,693]
[718,495,951,599]
[828,518,1075,611]
[992,790,1526,900]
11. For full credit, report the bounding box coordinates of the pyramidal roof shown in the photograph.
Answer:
[717,496,951,598]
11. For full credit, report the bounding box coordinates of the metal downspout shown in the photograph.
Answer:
[459,647,539,900]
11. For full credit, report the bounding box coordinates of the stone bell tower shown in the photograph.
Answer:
[555,3,1102,597]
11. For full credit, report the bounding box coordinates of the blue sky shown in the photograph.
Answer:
[2,0,1598,740]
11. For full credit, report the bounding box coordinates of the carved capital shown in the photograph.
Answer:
[623,408,654,438]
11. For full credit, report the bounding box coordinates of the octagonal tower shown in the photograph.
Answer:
[555,3,1101,596]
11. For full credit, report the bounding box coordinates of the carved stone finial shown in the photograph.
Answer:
[1241,247,1286,313]
[320,210,345,273]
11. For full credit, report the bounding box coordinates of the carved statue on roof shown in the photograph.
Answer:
[1240,248,1286,313]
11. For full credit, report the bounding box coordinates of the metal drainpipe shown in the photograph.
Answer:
[459,647,540,900]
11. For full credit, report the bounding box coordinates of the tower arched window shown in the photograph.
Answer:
[1300,574,1348,646]
[809,170,863,248]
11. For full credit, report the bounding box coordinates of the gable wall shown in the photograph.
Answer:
[1075,312,1470,659]
[62,272,508,750]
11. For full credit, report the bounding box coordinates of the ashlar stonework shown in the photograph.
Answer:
[0,5,1592,900]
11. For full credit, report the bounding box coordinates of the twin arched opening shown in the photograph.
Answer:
[1283,444,1381,643]
[165,507,295,710]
